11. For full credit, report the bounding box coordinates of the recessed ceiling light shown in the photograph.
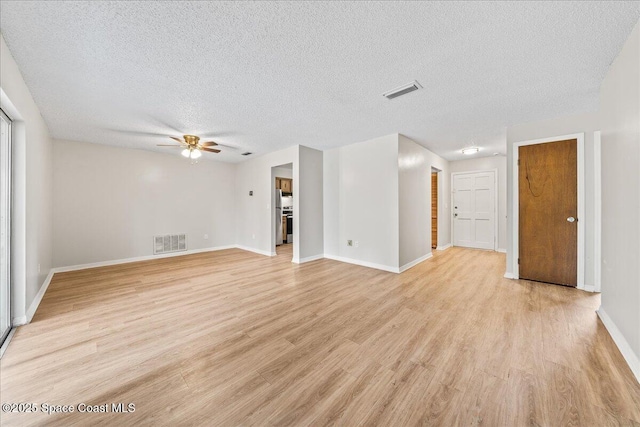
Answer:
[462,147,480,155]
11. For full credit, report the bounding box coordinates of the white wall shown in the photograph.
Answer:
[506,111,600,286]
[273,166,292,180]
[323,134,400,271]
[236,145,298,257]
[450,155,507,251]
[398,135,451,268]
[1,35,53,323]
[599,18,640,380]
[52,140,237,267]
[323,148,340,258]
[324,133,450,272]
[398,137,430,268]
[297,146,323,261]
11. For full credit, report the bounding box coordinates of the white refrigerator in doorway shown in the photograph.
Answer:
[276,189,283,245]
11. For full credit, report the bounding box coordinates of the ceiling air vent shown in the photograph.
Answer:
[383,80,422,100]
[241,152,253,156]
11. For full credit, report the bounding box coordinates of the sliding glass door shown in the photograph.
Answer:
[0,109,11,346]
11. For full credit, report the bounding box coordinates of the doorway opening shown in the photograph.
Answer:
[431,168,439,249]
[0,109,12,347]
[272,163,294,258]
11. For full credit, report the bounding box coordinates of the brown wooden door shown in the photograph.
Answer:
[519,139,577,286]
[431,173,438,249]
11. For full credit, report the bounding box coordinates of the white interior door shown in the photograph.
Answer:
[453,171,496,250]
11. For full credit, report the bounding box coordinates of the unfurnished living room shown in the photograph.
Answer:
[1,1,639,425]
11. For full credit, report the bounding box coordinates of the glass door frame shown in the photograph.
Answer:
[0,108,12,346]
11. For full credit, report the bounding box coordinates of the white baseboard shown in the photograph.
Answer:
[579,283,597,293]
[235,245,275,257]
[53,245,237,273]
[293,254,324,264]
[323,254,399,273]
[11,315,26,326]
[436,244,452,251]
[497,248,507,253]
[21,270,55,324]
[504,272,515,279]
[399,253,433,273]
[597,308,640,383]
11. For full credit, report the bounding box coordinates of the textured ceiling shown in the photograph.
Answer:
[1,1,639,162]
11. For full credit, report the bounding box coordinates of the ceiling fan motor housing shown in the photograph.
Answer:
[183,135,200,146]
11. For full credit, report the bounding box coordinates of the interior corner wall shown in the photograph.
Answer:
[273,166,293,179]
[398,135,450,268]
[599,18,640,377]
[506,111,600,284]
[450,155,507,251]
[52,140,237,267]
[297,146,323,261]
[235,145,299,257]
[1,34,53,323]
[323,134,400,271]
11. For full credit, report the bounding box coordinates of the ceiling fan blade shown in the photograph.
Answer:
[170,136,184,143]
[201,147,221,153]
[200,141,218,147]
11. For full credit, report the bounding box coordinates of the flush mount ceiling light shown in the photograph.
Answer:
[462,147,480,155]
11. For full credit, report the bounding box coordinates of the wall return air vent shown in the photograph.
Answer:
[154,234,187,255]
[382,80,422,100]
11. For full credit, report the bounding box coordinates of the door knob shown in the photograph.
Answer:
[567,216,576,223]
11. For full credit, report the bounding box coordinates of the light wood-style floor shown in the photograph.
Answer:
[2,246,639,426]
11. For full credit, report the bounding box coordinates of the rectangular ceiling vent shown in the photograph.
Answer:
[241,152,253,156]
[154,234,187,255]
[383,80,422,100]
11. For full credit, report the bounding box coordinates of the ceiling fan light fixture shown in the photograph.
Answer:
[462,147,480,155]
[182,147,202,159]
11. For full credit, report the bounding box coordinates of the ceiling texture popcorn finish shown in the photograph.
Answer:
[1,1,639,162]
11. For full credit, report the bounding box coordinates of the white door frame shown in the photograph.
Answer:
[511,133,586,290]
[593,131,601,293]
[451,169,498,251]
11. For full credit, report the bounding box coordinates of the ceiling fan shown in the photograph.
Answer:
[157,134,221,159]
